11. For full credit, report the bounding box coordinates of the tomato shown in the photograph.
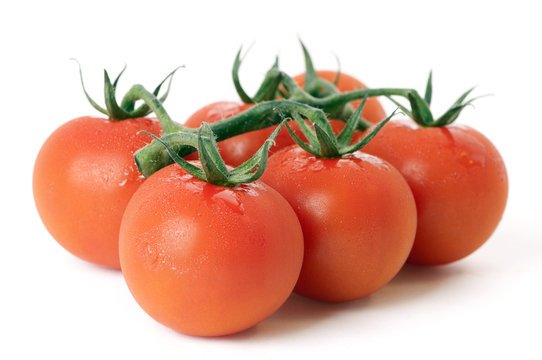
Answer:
[33,116,162,268]
[362,119,508,265]
[119,163,304,336]
[293,70,387,123]
[261,146,417,302]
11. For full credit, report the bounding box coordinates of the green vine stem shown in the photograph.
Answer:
[133,97,328,177]
[141,121,285,187]
[281,66,479,129]
[130,61,478,177]
[118,66,183,117]
[280,71,411,128]
[232,43,478,130]
[121,84,185,134]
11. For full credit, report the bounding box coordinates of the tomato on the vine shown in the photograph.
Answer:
[119,162,304,336]
[362,119,508,265]
[33,116,162,268]
[184,101,359,165]
[33,66,180,268]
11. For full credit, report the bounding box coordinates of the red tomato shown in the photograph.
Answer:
[362,119,508,265]
[261,147,417,302]
[293,70,387,123]
[119,163,304,336]
[33,116,162,268]
[184,101,351,165]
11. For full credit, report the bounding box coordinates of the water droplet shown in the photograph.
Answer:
[212,189,245,215]
[457,150,483,168]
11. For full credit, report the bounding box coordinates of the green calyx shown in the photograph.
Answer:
[298,40,340,98]
[231,41,386,129]
[285,97,398,159]
[129,43,482,178]
[232,47,282,103]
[73,59,182,121]
[142,121,284,187]
[386,71,482,127]
[283,40,371,125]
[232,42,482,129]
[121,84,185,134]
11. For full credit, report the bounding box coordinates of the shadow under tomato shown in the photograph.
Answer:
[220,263,465,340]
[219,292,365,341]
[366,263,466,308]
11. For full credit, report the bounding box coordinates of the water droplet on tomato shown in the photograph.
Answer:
[212,189,245,215]
[457,150,483,168]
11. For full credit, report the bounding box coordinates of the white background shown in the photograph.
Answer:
[1,0,541,359]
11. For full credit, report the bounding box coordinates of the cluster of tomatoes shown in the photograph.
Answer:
[33,46,508,337]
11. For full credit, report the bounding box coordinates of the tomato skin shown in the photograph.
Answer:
[362,119,508,265]
[184,101,299,166]
[261,147,417,302]
[33,116,162,269]
[119,164,304,336]
[293,70,387,123]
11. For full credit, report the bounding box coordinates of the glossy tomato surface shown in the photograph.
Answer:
[362,119,508,265]
[33,116,161,268]
[119,163,304,336]
[262,147,417,302]
[184,101,298,166]
[293,70,387,123]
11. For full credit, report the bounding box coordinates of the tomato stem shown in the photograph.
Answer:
[123,84,185,134]
[285,96,399,159]
[283,71,411,129]
[140,122,286,187]
[133,70,479,176]
[134,99,327,177]
[297,40,355,111]
[232,47,282,103]
[232,43,480,130]
[232,42,410,130]
[73,61,182,121]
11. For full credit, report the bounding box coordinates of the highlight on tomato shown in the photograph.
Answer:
[33,64,180,268]
[362,74,508,265]
[261,100,417,302]
[119,122,304,336]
